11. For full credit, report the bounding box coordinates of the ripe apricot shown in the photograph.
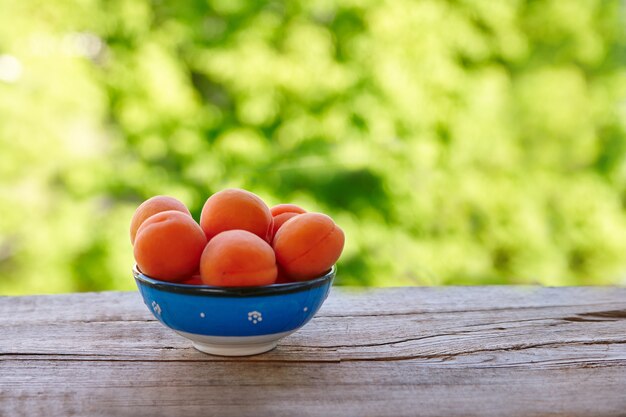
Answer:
[130,196,191,244]
[180,273,203,285]
[271,212,300,237]
[200,230,277,287]
[270,204,306,217]
[200,189,273,242]
[269,204,307,238]
[273,213,344,281]
[134,211,207,282]
[275,265,292,284]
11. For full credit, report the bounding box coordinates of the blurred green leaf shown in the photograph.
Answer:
[1,0,625,294]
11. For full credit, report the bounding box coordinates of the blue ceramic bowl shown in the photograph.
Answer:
[134,265,334,356]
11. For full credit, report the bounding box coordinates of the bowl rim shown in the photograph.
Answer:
[133,264,335,297]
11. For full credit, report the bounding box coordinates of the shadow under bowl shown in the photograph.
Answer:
[133,266,335,356]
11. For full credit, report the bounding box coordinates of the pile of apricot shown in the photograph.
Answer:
[131,189,345,287]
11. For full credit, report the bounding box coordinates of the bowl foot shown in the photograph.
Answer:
[192,340,278,356]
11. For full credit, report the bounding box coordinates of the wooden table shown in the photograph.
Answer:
[2,287,626,416]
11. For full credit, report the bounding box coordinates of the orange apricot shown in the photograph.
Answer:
[130,196,191,245]
[180,274,203,285]
[273,213,344,281]
[200,230,277,287]
[269,204,307,238]
[134,210,207,282]
[270,204,306,217]
[271,212,300,237]
[200,189,273,242]
[275,265,293,284]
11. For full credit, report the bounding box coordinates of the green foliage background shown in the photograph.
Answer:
[1,0,625,294]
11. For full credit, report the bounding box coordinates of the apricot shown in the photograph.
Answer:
[200,189,273,242]
[270,204,307,238]
[273,213,344,281]
[275,265,293,284]
[271,212,300,237]
[134,210,207,282]
[270,204,306,217]
[130,196,191,244]
[180,273,203,285]
[200,230,277,287]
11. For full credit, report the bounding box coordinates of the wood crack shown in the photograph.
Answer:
[563,309,626,322]
[317,302,622,318]
[3,340,625,365]
[340,340,626,363]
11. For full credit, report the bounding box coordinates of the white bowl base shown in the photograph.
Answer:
[175,330,293,357]
[192,340,278,356]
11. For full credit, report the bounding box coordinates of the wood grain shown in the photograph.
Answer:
[1,287,626,417]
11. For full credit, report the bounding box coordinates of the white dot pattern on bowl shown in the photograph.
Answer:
[247,311,262,324]
[200,312,205,318]
[151,301,162,316]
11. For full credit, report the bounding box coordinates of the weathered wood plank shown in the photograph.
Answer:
[1,288,626,417]
[2,289,626,362]
[2,287,625,323]
[2,361,626,417]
